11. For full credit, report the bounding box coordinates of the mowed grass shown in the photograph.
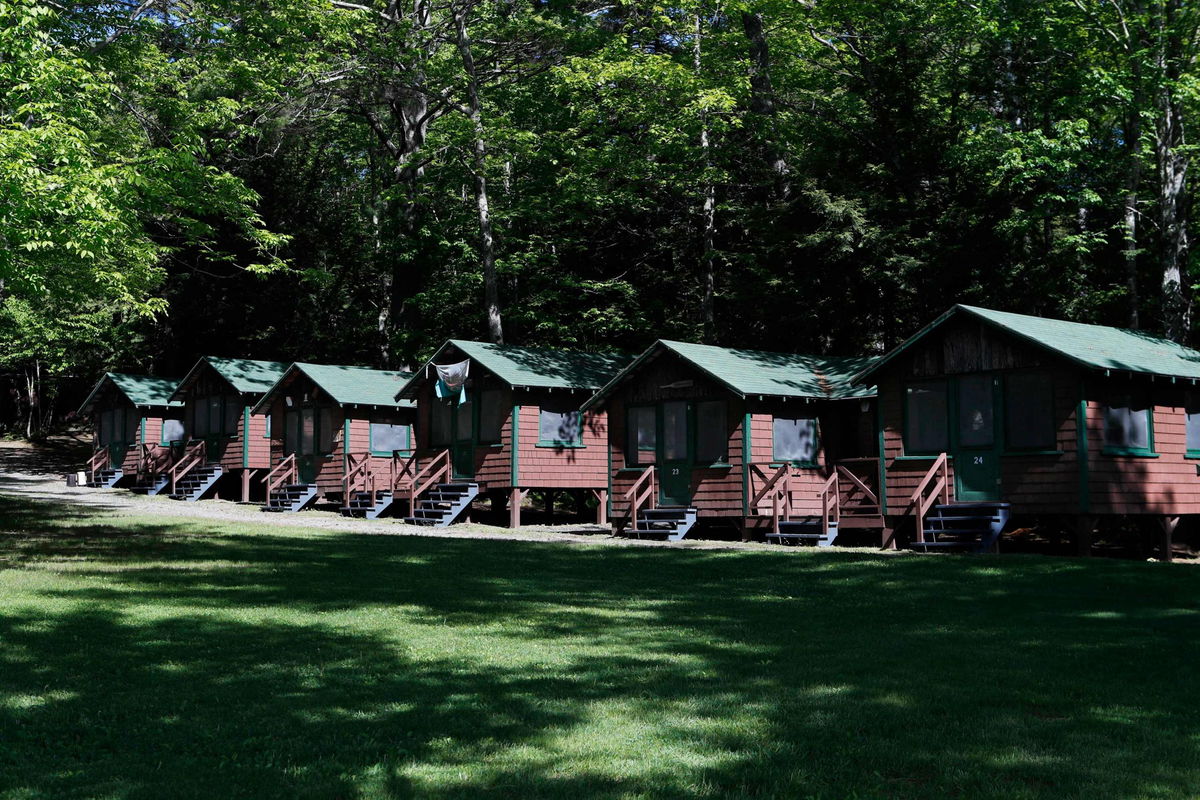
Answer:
[1,498,1198,799]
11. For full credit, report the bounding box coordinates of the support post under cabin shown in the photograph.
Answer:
[1159,516,1180,562]
[1076,515,1097,557]
[594,489,608,526]
[880,524,896,551]
[241,469,256,503]
[509,487,526,528]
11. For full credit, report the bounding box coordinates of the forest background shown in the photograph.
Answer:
[1,0,1196,435]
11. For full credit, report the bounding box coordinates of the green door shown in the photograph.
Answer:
[284,408,317,483]
[451,399,475,480]
[658,401,692,506]
[952,375,1002,501]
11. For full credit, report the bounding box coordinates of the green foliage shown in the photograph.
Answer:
[2,0,1200,431]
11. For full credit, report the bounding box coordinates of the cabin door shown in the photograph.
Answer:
[284,408,318,483]
[451,399,475,480]
[658,401,692,506]
[951,375,1002,502]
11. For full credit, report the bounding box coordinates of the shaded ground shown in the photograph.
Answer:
[0,496,1198,799]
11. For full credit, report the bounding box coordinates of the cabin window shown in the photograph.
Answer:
[318,408,335,454]
[223,397,241,436]
[191,397,209,436]
[300,408,315,455]
[627,406,656,465]
[1102,388,1153,456]
[905,380,949,454]
[695,400,728,464]
[430,400,452,446]
[98,409,119,445]
[1187,392,1200,457]
[284,410,299,455]
[773,416,819,465]
[478,389,505,444]
[263,414,272,439]
[662,401,688,460]
[370,419,411,455]
[161,419,185,446]
[208,396,223,435]
[538,401,582,446]
[1005,372,1056,450]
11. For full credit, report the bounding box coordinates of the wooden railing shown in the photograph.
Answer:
[342,452,374,507]
[169,440,207,495]
[390,451,419,491]
[750,463,793,532]
[266,453,298,505]
[137,443,174,484]
[835,458,881,516]
[622,465,656,530]
[819,472,840,535]
[400,449,451,511]
[86,446,110,483]
[909,453,950,543]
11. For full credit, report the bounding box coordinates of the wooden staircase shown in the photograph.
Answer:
[339,452,409,520]
[265,483,319,513]
[403,482,481,527]
[629,507,698,540]
[263,454,317,513]
[342,490,398,520]
[909,454,1010,552]
[84,447,123,488]
[131,443,174,496]
[169,465,223,501]
[913,502,1010,552]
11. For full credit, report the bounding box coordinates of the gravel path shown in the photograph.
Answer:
[0,440,784,551]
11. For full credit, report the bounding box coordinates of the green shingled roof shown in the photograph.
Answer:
[582,340,877,410]
[252,364,413,414]
[172,356,290,400]
[396,340,630,398]
[79,373,182,413]
[853,304,1200,383]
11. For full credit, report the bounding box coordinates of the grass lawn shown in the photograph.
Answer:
[1,497,1198,799]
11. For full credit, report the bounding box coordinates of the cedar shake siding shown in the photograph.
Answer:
[79,373,183,479]
[861,305,1200,526]
[254,363,415,502]
[591,341,878,531]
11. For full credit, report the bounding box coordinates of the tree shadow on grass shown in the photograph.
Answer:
[1,497,1199,798]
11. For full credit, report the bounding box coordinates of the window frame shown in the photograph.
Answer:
[903,379,950,455]
[772,415,821,468]
[1101,386,1156,457]
[160,418,186,447]
[536,406,584,448]
[369,418,413,457]
[694,399,729,466]
[429,399,453,447]
[626,405,657,466]
[1003,371,1057,453]
[477,388,505,445]
[1187,391,1200,458]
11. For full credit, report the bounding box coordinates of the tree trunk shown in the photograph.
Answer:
[454,2,504,344]
[1124,109,1142,329]
[741,10,788,201]
[1154,0,1192,341]
[696,11,716,341]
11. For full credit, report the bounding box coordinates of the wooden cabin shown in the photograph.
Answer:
[394,340,629,527]
[582,340,881,541]
[855,304,1200,558]
[78,373,183,489]
[250,363,414,514]
[168,356,289,501]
